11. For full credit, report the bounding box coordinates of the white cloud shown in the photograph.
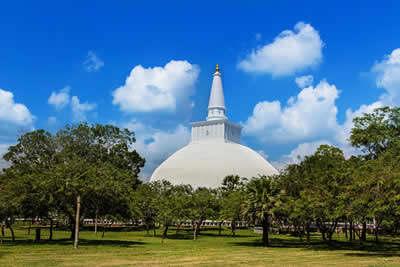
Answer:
[247,48,400,170]
[112,60,199,113]
[84,51,104,72]
[243,79,339,144]
[271,140,331,170]
[295,75,314,88]
[238,22,323,76]
[121,120,190,181]
[71,96,96,122]
[0,88,34,126]
[372,48,400,105]
[48,87,70,110]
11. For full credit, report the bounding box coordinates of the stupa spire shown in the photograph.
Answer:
[207,64,226,121]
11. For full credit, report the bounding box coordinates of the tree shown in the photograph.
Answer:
[302,145,347,242]
[220,175,246,237]
[243,176,280,247]
[3,129,58,242]
[356,146,400,243]
[349,107,400,242]
[53,123,144,248]
[279,164,314,243]
[2,123,144,248]
[132,183,159,236]
[189,187,218,240]
[350,106,400,159]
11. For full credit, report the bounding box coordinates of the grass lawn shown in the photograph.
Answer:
[1,225,400,266]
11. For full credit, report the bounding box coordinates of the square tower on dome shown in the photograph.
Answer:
[191,119,242,143]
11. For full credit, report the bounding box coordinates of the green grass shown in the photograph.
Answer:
[1,225,400,266]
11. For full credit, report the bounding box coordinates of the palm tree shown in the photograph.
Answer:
[243,176,280,247]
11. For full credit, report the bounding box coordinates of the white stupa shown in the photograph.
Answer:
[150,64,278,188]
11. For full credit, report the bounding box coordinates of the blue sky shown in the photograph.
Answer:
[1,0,400,178]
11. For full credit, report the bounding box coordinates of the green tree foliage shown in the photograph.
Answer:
[189,187,219,240]
[1,123,144,247]
[243,176,280,247]
[132,183,159,236]
[220,175,246,237]
[350,106,400,159]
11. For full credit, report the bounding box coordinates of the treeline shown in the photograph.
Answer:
[1,107,400,248]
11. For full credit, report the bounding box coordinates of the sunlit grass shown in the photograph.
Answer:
[0,225,399,266]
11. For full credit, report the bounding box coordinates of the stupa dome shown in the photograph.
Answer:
[151,141,278,188]
[150,64,279,188]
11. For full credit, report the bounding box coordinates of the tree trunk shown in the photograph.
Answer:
[74,195,81,249]
[349,221,353,242]
[28,219,32,235]
[35,228,41,242]
[344,222,348,240]
[49,218,53,241]
[176,222,181,234]
[162,224,169,242]
[102,222,106,238]
[361,222,367,241]
[218,222,222,236]
[328,231,333,242]
[146,223,150,236]
[5,219,15,242]
[321,231,326,241]
[9,225,15,242]
[193,222,199,241]
[153,223,156,237]
[262,218,269,247]
[327,221,337,243]
[373,218,380,243]
[1,224,4,245]
[95,209,98,235]
[231,221,236,237]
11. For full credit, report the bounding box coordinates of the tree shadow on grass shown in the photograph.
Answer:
[165,228,254,240]
[0,238,146,248]
[0,251,8,259]
[231,236,400,257]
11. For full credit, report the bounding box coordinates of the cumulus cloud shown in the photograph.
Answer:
[122,120,190,181]
[245,48,400,170]
[84,51,104,72]
[112,60,199,113]
[71,96,96,122]
[243,79,339,144]
[48,87,96,122]
[372,48,400,105]
[48,87,70,110]
[0,89,34,126]
[238,22,323,76]
[295,75,314,88]
[271,140,331,170]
